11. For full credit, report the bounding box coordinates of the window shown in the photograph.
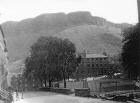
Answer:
[87,64,90,67]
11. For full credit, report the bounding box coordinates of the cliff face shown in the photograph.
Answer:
[2,11,132,62]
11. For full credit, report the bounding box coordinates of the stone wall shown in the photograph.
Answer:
[39,87,73,94]
[75,88,90,97]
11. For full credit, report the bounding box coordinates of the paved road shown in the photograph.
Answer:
[13,91,118,103]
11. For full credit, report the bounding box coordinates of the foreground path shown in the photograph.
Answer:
[13,91,117,103]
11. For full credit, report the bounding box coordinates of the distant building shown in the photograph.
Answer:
[77,52,112,78]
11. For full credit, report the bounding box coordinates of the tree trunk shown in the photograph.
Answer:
[63,71,66,88]
[68,75,70,81]
[44,80,47,87]
[39,78,43,87]
[64,79,66,88]
[49,80,52,88]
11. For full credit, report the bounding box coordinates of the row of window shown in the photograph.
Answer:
[86,64,108,67]
[84,61,108,64]
[85,58,107,61]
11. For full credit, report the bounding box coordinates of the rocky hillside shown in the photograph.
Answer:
[1,11,132,62]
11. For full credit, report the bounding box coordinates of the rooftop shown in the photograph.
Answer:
[85,53,108,58]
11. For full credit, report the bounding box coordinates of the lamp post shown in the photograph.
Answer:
[18,64,24,99]
[21,76,23,99]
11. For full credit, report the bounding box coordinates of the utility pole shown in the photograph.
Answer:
[137,0,140,22]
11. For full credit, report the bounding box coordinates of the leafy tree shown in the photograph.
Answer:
[110,54,123,73]
[24,36,77,88]
[122,23,140,80]
[11,75,17,90]
[11,75,23,91]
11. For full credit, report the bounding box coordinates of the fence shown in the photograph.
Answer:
[0,88,9,102]
[59,80,99,91]
[58,79,140,94]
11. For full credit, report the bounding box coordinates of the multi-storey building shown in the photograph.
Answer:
[77,52,112,78]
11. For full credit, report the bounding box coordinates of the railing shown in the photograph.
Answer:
[58,79,140,95]
[0,88,9,100]
[0,74,9,101]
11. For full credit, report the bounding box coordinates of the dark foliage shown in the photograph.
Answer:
[122,23,140,80]
[24,36,77,88]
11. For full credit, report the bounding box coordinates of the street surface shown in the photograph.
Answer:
[13,91,118,103]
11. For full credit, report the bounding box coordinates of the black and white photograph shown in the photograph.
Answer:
[0,0,139,103]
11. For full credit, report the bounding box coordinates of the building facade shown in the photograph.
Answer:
[0,25,9,101]
[77,52,112,78]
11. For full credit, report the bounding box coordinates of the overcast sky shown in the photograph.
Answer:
[0,0,138,24]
